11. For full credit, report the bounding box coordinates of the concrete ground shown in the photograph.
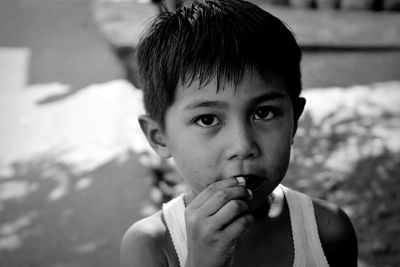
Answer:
[94,0,400,88]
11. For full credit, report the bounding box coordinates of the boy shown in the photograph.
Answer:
[121,0,358,266]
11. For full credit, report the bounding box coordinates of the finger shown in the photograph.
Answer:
[222,214,255,240]
[189,177,244,209]
[199,186,250,216]
[212,199,250,230]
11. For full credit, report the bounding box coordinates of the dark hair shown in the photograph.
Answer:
[137,0,302,127]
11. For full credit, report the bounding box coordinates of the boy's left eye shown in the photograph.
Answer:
[253,107,275,120]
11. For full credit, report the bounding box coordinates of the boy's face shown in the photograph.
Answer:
[161,71,299,210]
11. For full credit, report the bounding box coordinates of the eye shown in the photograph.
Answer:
[193,114,222,127]
[253,107,275,121]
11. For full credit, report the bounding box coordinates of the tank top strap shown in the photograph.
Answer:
[280,185,330,267]
[162,194,187,267]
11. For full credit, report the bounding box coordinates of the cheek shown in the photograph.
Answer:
[276,147,291,174]
[172,146,217,194]
[264,132,292,175]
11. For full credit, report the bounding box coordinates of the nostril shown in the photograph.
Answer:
[224,123,260,160]
[225,139,259,160]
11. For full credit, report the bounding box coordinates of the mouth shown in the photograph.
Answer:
[234,174,265,191]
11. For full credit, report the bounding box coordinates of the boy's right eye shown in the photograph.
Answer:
[193,114,222,127]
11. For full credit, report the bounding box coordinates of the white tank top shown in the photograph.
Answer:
[162,185,329,267]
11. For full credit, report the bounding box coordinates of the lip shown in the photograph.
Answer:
[234,174,264,190]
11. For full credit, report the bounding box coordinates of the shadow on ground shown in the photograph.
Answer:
[0,151,151,267]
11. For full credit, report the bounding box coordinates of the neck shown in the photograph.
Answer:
[252,195,273,219]
[252,186,285,220]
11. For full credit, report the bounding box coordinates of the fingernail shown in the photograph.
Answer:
[235,176,246,187]
[247,189,253,200]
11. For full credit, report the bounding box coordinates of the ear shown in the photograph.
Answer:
[138,115,171,158]
[292,97,306,139]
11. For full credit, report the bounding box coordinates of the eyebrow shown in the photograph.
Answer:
[183,100,228,110]
[250,92,287,105]
[183,92,287,110]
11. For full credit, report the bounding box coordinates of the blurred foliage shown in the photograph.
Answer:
[286,107,400,266]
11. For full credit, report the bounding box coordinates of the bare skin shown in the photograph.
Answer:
[121,182,357,267]
[121,71,358,267]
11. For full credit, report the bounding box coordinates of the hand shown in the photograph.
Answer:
[184,178,254,267]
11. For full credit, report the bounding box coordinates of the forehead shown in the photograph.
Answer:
[174,71,289,108]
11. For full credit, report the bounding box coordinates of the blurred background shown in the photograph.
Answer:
[0,0,399,266]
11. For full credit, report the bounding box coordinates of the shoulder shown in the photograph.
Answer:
[312,198,358,267]
[120,211,169,267]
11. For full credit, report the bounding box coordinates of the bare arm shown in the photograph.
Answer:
[313,198,358,267]
[120,214,168,267]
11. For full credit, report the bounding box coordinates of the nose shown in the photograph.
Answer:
[224,121,260,161]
